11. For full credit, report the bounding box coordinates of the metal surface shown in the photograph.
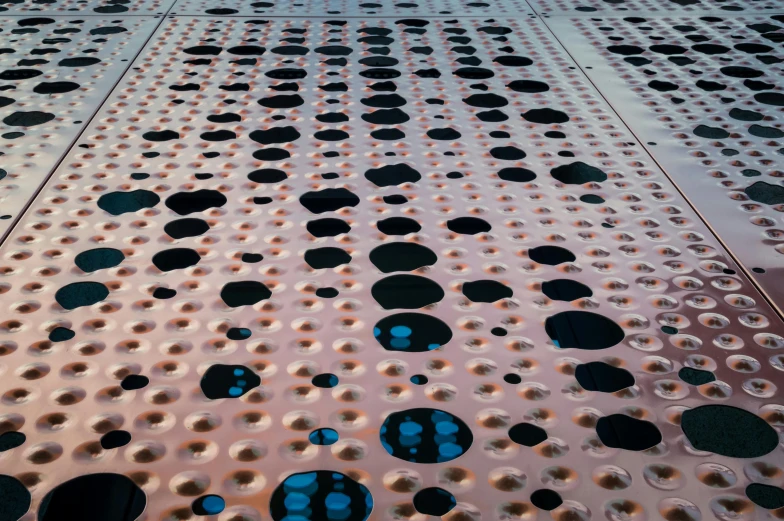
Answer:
[547,14,784,312]
[168,0,534,17]
[0,16,162,240]
[530,0,783,15]
[1,13,784,521]
[0,0,172,15]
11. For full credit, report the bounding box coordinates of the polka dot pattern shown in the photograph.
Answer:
[0,16,160,237]
[549,14,784,307]
[0,14,782,521]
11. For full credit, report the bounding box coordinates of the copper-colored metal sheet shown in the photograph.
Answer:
[1,14,784,521]
[0,0,172,15]
[167,0,534,17]
[0,16,162,241]
[547,14,784,311]
[529,1,782,15]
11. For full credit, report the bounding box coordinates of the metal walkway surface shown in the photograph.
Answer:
[531,0,783,15]
[548,12,784,310]
[167,0,534,16]
[0,15,161,239]
[0,4,783,521]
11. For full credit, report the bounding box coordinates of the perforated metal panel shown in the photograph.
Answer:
[2,13,784,521]
[548,14,784,311]
[0,15,161,240]
[530,0,783,15]
[0,0,172,15]
[167,0,534,17]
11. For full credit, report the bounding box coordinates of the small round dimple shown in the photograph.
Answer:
[0,16,782,521]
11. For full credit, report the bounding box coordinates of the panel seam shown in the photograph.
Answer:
[0,8,177,246]
[538,15,784,321]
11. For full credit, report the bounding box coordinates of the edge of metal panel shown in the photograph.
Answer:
[0,12,175,247]
[539,14,784,321]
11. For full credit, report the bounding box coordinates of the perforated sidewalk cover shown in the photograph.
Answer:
[0,8,784,521]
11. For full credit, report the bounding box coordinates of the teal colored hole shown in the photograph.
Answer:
[438,442,463,458]
[399,421,423,436]
[283,514,311,521]
[201,496,225,515]
[326,508,352,521]
[325,492,351,510]
[399,434,421,447]
[233,368,244,376]
[390,337,411,349]
[309,428,339,445]
[435,421,458,435]
[228,386,242,396]
[284,492,311,510]
[285,472,318,489]
[390,325,412,337]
